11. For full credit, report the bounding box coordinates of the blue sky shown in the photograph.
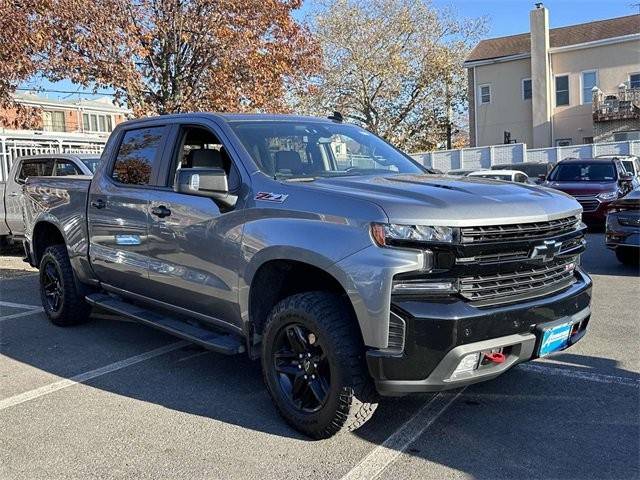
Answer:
[22,0,638,100]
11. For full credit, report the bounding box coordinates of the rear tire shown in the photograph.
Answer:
[615,247,640,266]
[262,291,378,439]
[39,245,91,326]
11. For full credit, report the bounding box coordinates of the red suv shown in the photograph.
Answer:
[543,158,638,226]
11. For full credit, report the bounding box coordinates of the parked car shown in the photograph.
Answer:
[446,168,476,176]
[543,157,639,226]
[491,162,553,184]
[596,155,640,180]
[22,113,591,439]
[467,169,530,183]
[1,154,99,247]
[606,188,640,265]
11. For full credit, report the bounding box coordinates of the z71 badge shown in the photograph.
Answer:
[255,192,289,203]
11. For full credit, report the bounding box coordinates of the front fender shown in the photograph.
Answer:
[238,213,374,326]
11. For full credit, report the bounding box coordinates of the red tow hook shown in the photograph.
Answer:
[484,352,506,364]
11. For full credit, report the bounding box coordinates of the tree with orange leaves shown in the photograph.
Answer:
[1,0,320,125]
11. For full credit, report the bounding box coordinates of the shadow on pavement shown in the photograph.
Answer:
[1,298,639,479]
[355,353,639,480]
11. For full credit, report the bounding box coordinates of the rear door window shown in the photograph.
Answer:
[17,160,53,183]
[111,126,167,185]
[53,160,82,176]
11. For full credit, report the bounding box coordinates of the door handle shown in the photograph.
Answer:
[90,199,106,209]
[151,205,171,218]
[8,192,19,197]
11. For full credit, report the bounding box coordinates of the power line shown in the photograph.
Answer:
[15,87,116,96]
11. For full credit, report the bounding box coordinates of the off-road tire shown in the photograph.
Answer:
[39,244,91,326]
[262,291,378,439]
[615,247,640,266]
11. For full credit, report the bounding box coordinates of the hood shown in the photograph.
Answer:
[543,180,617,196]
[304,174,581,226]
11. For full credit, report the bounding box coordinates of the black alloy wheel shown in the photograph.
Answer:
[38,244,91,326]
[272,323,330,413]
[42,259,64,313]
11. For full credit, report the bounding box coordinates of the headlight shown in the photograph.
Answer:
[596,191,618,201]
[371,223,455,246]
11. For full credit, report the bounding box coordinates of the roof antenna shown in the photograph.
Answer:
[328,111,344,122]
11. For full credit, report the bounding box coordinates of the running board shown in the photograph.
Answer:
[85,293,245,355]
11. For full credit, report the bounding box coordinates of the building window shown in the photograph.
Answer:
[43,110,66,132]
[522,78,532,100]
[478,84,491,105]
[582,137,593,144]
[555,138,572,147]
[613,131,640,142]
[630,73,640,89]
[82,113,114,133]
[555,75,569,106]
[581,70,597,104]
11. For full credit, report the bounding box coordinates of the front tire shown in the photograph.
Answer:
[262,291,378,439]
[615,247,639,266]
[39,245,91,326]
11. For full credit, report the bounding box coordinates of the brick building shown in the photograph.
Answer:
[1,92,131,137]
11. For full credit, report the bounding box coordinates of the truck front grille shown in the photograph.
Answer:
[460,216,580,243]
[574,196,599,212]
[459,256,577,305]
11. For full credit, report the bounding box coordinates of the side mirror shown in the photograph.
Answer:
[174,167,237,208]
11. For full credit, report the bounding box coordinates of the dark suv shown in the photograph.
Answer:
[606,189,640,265]
[543,158,638,226]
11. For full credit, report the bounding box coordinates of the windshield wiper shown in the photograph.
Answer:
[278,176,316,182]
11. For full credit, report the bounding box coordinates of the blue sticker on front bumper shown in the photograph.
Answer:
[538,323,572,357]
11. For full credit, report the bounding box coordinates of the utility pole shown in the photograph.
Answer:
[445,81,452,150]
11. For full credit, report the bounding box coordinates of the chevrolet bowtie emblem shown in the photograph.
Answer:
[531,240,563,262]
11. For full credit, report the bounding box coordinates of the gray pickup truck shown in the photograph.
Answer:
[21,113,592,438]
[1,154,100,247]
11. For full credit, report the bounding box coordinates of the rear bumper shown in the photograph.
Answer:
[367,268,592,395]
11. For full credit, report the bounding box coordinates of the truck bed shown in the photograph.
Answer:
[23,175,93,263]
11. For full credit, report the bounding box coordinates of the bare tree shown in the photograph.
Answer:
[297,0,486,151]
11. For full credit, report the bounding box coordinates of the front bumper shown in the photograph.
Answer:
[367,268,592,395]
[605,212,640,249]
[581,201,612,225]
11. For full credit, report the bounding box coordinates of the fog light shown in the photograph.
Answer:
[450,352,480,379]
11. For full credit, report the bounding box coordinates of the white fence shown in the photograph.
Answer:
[0,132,107,181]
[412,140,640,171]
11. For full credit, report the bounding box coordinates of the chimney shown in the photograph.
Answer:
[530,4,552,147]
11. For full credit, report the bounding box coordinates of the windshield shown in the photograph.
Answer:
[81,158,101,174]
[229,121,424,179]
[548,162,616,182]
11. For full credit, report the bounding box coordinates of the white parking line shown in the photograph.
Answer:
[0,341,189,411]
[341,388,466,480]
[0,300,43,310]
[0,308,43,322]
[519,363,640,388]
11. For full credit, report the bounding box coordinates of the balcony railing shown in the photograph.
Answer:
[593,86,640,122]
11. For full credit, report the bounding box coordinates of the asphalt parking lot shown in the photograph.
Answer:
[0,233,639,480]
